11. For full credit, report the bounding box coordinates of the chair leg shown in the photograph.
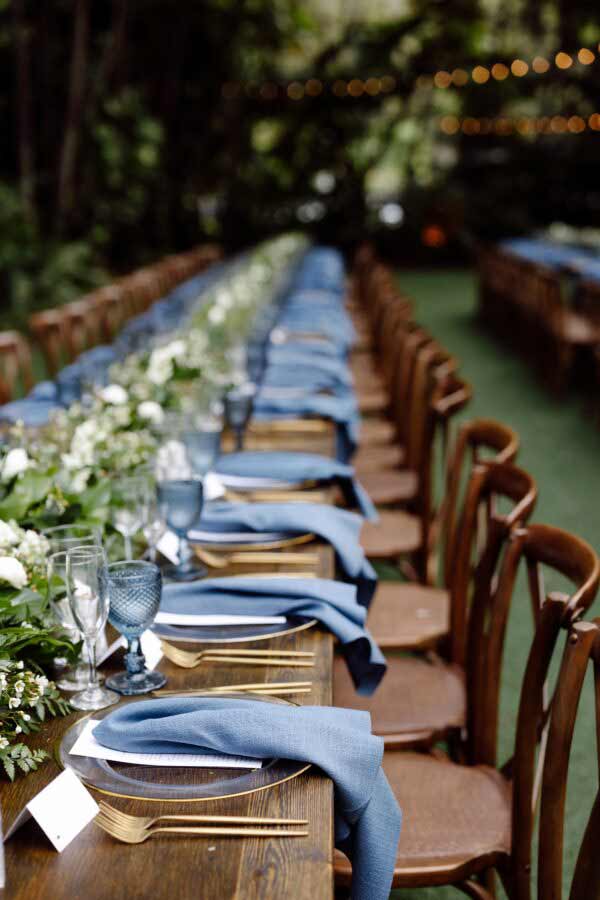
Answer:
[459,875,495,899]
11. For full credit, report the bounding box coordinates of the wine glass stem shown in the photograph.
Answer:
[124,534,133,560]
[85,637,98,691]
[235,428,244,451]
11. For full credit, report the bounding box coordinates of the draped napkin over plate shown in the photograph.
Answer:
[93,697,401,900]
[161,576,385,694]
[189,502,376,607]
[215,451,378,521]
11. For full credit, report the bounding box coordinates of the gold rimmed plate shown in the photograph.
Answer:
[58,693,311,803]
[151,615,317,644]
[190,532,315,553]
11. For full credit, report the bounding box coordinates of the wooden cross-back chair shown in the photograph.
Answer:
[359,365,472,583]
[28,309,68,376]
[354,298,415,416]
[364,418,520,653]
[335,523,600,898]
[0,331,34,403]
[336,460,536,752]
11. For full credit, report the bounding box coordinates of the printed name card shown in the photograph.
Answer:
[4,769,99,852]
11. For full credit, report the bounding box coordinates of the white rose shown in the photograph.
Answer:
[208,304,226,325]
[99,384,128,405]
[137,401,164,425]
[0,557,28,589]
[1,448,30,482]
[0,520,19,546]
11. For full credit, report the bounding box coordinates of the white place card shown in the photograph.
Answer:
[154,611,286,627]
[70,720,262,770]
[156,529,180,564]
[4,769,99,852]
[97,629,163,670]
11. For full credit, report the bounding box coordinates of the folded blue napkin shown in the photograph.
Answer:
[161,576,385,694]
[253,392,359,463]
[266,347,353,386]
[27,380,59,401]
[215,451,377,520]
[0,399,62,427]
[190,502,376,607]
[93,696,401,900]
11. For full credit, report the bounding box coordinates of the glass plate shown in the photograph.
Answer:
[151,615,317,644]
[189,531,315,551]
[58,693,311,802]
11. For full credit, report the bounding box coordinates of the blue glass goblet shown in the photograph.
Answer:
[224,382,256,451]
[105,561,167,695]
[182,425,222,478]
[157,479,206,581]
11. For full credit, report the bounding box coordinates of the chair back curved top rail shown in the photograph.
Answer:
[0,331,34,403]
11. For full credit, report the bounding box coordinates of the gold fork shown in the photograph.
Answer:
[95,816,308,843]
[97,802,307,832]
[152,680,313,697]
[193,549,320,570]
[161,641,314,669]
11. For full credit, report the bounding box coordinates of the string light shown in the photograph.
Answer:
[440,113,600,135]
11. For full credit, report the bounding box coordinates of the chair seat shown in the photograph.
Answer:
[334,752,511,887]
[358,390,388,415]
[358,418,396,447]
[360,510,421,559]
[354,373,386,394]
[366,582,449,649]
[358,469,418,505]
[353,443,405,475]
[333,653,465,745]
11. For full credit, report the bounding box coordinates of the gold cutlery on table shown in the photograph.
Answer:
[193,548,320,570]
[224,489,329,504]
[152,680,313,698]
[160,641,315,669]
[95,806,308,843]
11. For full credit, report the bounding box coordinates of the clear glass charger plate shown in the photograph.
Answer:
[151,615,317,644]
[58,693,311,802]
[189,531,315,551]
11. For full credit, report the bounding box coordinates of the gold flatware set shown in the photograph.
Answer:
[160,640,315,669]
[152,680,313,698]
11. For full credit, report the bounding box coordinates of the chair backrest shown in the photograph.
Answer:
[537,617,600,900]
[0,331,34,402]
[28,310,67,376]
[442,418,521,590]
[486,524,599,900]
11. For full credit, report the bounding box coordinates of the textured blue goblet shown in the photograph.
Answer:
[157,479,206,581]
[105,561,166,695]
[224,382,256,451]
[182,427,222,477]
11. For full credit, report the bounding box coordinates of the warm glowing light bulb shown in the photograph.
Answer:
[491,63,509,80]
[440,115,460,134]
[555,52,573,69]
[462,117,480,135]
[434,70,452,88]
[511,59,529,77]
[348,79,364,97]
[589,113,600,131]
[365,77,381,95]
[472,65,490,84]
[578,48,595,65]
[550,115,567,133]
[287,81,304,100]
[568,116,586,133]
[532,57,550,73]
[452,68,469,86]
[305,79,323,96]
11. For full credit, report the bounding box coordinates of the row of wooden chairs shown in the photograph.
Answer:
[477,245,600,395]
[0,244,222,402]
[335,244,600,898]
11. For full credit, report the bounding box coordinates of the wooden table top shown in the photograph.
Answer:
[1,544,335,900]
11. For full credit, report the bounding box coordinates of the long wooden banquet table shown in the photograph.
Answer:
[1,426,339,900]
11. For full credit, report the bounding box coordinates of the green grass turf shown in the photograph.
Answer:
[387,268,600,899]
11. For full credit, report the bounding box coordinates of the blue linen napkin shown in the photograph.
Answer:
[93,696,401,900]
[215,451,377,521]
[161,576,385,694]
[189,502,376,607]
[27,380,59,402]
[253,392,359,463]
[266,347,353,387]
[0,399,62,427]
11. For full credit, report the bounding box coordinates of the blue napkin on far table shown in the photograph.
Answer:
[0,399,62,427]
[189,501,376,607]
[215,451,377,521]
[161,576,385,694]
[93,697,401,900]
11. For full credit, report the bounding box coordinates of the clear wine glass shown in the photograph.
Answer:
[112,475,147,560]
[182,420,222,478]
[66,545,118,711]
[156,479,205,581]
[141,487,165,563]
[43,524,102,554]
[105,561,166,695]
[224,382,256,451]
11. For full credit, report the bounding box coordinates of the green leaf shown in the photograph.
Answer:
[0,472,54,521]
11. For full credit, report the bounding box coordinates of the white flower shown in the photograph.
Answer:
[0,556,28,589]
[14,725,22,734]
[1,448,30,482]
[99,384,128,405]
[70,467,92,494]
[0,520,19,547]
[208,304,226,325]
[0,737,8,749]
[137,401,164,425]
[8,697,20,709]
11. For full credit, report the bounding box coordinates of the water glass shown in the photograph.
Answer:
[66,545,118,710]
[157,479,205,581]
[224,382,256,451]
[105,561,166,695]
[47,551,89,691]
[43,524,102,554]
[182,423,222,477]
[112,475,147,560]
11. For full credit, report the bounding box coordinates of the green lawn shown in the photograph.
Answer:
[388,268,600,899]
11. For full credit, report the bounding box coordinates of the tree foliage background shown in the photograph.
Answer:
[2,0,600,321]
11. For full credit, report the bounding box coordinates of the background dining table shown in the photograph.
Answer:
[1,543,335,900]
